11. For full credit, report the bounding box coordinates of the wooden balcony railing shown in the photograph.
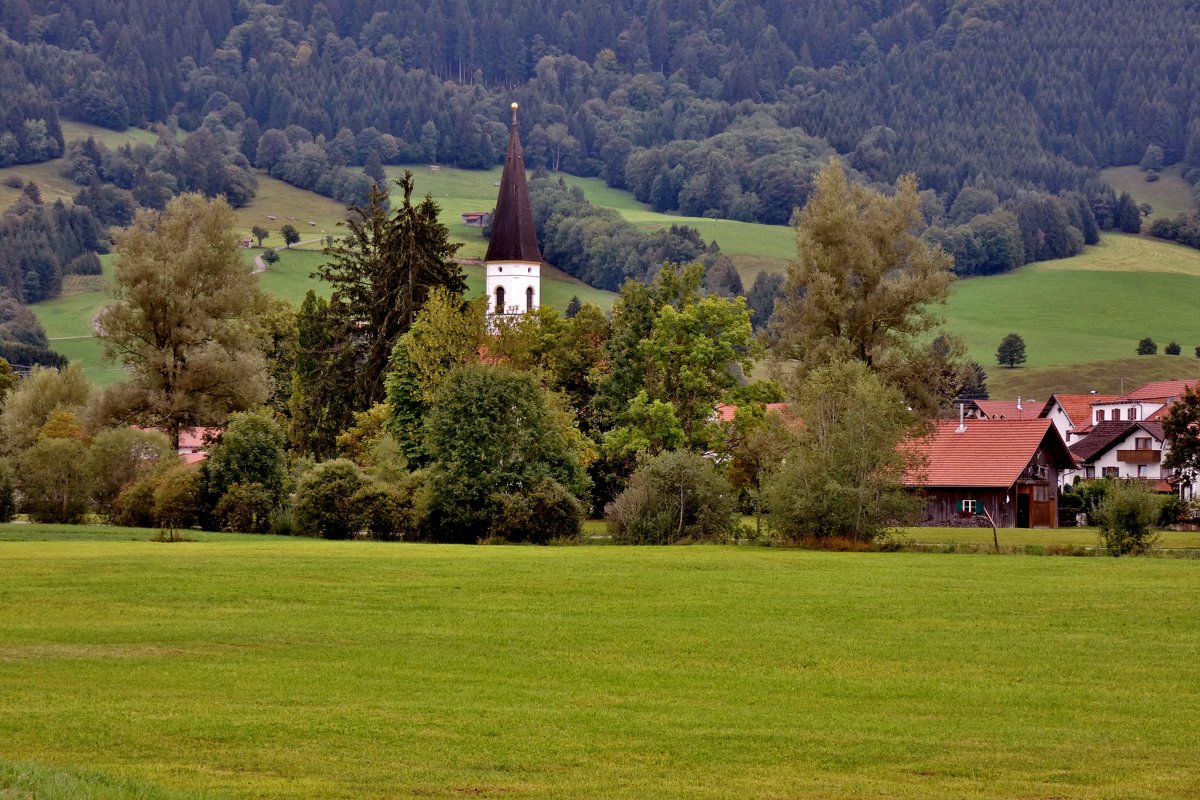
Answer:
[1117,449,1160,464]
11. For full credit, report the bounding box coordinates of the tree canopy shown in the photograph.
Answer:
[772,160,960,414]
[98,193,268,448]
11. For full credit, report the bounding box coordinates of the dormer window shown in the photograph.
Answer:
[1097,409,1105,422]
[1129,407,1138,420]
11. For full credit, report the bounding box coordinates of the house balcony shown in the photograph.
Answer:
[1117,449,1161,464]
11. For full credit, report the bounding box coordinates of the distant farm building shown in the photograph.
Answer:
[461,211,492,227]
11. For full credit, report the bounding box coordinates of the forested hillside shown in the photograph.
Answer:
[1,0,1199,311]
[5,0,1199,189]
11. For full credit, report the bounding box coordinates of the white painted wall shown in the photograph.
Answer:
[486,261,541,316]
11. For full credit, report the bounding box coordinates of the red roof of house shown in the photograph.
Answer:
[1111,379,1198,403]
[178,427,220,450]
[972,400,1034,419]
[903,419,1074,488]
[714,402,791,423]
[1039,394,1117,428]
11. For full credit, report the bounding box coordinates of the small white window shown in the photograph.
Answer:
[961,499,977,514]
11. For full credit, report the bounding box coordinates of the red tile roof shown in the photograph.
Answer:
[1039,394,1117,428]
[903,419,1074,488]
[1112,379,1199,403]
[714,402,792,423]
[972,400,1035,419]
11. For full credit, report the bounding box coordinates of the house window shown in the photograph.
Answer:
[1085,466,1095,479]
[494,286,505,314]
[1129,407,1138,420]
[1103,467,1119,478]
[959,499,977,515]
[1138,465,1149,477]
[1033,485,1050,502]
[526,286,534,311]
[1097,409,1106,422]
[1135,437,1152,450]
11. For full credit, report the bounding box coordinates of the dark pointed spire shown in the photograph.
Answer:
[485,102,542,263]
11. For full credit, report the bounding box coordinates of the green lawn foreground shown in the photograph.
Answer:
[1,533,1197,799]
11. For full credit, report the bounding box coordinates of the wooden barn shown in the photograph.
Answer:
[904,419,1076,528]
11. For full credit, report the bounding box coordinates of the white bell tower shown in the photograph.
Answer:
[485,102,541,320]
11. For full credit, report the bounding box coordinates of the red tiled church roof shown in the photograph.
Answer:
[903,419,1074,488]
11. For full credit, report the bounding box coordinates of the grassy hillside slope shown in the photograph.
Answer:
[1099,165,1197,223]
[944,234,1200,378]
[1,535,1197,799]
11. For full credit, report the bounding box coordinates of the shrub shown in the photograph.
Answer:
[153,465,203,532]
[606,450,737,544]
[113,475,159,528]
[87,427,176,520]
[488,479,584,544]
[0,459,15,522]
[204,410,288,504]
[213,482,275,533]
[2,175,23,189]
[1159,493,1186,527]
[18,437,91,523]
[1093,480,1162,556]
[1166,340,1182,355]
[351,480,414,540]
[293,459,366,538]
[1136,337,1158,355]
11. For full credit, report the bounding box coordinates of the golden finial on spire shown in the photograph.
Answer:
[511,102,519,126]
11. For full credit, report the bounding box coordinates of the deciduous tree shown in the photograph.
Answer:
[280,223,300,248]
[996,333,1027,368]
[97,193,268,448]
[772,160,959,415]
[423,364,589,542]
[765,361,923,543]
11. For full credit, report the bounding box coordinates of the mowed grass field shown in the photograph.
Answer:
[0,530,1197,799]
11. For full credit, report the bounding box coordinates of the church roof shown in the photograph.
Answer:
[484,104,542,264]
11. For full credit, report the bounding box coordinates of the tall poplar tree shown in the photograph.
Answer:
[98,194,268,448]
[772,160,961,415]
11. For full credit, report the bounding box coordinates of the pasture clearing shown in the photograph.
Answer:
[1099,165,1197,222]
[944,234,1200,369]
[0,530,1197,799]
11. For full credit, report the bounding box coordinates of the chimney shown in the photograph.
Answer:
[955,402,967,433]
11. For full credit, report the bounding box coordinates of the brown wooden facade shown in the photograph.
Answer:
[916,445,1063,529]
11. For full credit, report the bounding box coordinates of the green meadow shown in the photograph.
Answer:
[1099,164,1197,223]
[1,528,1197,799]
[944,233,1200,375]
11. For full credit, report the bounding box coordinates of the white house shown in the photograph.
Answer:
[1086,379,1197,427]
[1038,393,1116,446]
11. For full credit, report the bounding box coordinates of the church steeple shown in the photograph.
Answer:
[485,102,541,264]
